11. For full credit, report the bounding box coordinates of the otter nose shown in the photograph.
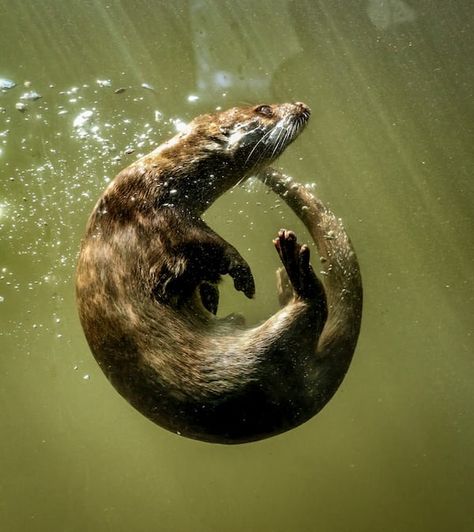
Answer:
[294,101,311,115]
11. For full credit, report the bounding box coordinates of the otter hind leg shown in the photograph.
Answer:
[273,229,325,303]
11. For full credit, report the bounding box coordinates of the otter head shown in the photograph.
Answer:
[179,102,310,176]
[193,102,311,175]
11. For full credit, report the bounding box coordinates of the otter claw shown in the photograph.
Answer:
[229,263,255,299]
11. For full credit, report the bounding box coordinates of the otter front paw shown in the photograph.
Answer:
[221,253,255,299]
[229,262,255,299]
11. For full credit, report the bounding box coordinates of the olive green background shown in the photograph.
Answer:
[0,1,472,531]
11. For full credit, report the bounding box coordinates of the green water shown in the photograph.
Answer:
[1,1,472,531]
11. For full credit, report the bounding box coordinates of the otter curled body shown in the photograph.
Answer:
[76,102,363,443]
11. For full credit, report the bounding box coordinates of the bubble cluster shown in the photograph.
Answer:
[0,77,188,341]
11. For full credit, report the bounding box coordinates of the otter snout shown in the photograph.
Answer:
[294,101,311,114]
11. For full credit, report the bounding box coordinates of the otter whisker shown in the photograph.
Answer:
[272,121,294,159]
[270,127,288,159]
[244,125,276,166]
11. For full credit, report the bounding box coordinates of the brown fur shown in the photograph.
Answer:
[75,103,362,443]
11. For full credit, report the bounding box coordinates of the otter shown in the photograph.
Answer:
[75,102,362,444]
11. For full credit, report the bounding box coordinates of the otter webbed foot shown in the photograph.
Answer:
[273,229,325,304]
[276,266,294,307]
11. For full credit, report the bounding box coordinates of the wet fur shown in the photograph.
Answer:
[76,103,362,443]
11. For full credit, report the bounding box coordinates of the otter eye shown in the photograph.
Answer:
[255,105,273,117]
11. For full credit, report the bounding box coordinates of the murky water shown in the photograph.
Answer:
[1,1,472,531]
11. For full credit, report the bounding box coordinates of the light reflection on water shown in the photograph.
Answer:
[0,1,473,531]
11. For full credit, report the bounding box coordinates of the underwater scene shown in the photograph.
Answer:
[0,1,472,531]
